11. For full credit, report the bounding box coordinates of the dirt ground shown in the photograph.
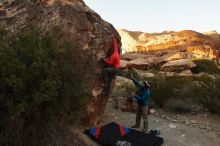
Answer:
[81,99,220,146]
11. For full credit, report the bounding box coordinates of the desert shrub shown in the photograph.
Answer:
[149,74,220,115]
[147,65,161,74]
[116,68,220,115]
[114,74,195,108]
[166,99,193,113]
[191,75,220,115]
[149,76,193,107]
[191,59,220,74]
[0,28,89,146]
[149,76,172,107]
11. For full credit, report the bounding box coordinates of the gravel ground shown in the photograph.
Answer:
[80,100,220,146]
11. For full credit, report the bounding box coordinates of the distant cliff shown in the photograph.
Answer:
[118,29,220,60]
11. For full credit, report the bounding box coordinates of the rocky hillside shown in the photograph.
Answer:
[0,0,121,125]
[119,29,220,74]
[118,29,220,60]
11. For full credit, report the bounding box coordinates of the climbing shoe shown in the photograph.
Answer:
[149,129,160,136]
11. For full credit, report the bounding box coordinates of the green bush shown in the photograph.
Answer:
[191,75,220,115]
[149,76,172,107]
[191,59,220,74]
[115,68,220,115]
[149,76,194,107]
[0,28,89,145]
[166,99,193,113]
[148,75,220,115]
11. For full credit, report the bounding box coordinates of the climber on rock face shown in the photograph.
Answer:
[100,35,120,95]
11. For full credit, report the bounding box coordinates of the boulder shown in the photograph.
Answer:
[161,59,196,72]
[177,70,193,76]
[0,0,121,125]
[162,52,192,61]
[121,53,150,60]
[115,76,133,88]
[121,53,166,69]
[127,59,150,70]
[137,71,155,79]
[158,71,175,77]
[116,76,132,83]
[120,59,128,69]
[114,96,138,112]
[112,76,133,99]
[149,108,156,114]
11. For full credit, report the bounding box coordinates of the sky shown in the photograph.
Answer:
[84,0,220,33]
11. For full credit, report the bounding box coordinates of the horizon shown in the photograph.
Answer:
[117,27,219,34]
[84,0,220,33]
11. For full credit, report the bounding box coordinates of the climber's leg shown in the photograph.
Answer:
[102,67,117,94]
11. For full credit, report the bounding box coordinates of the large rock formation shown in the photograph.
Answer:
[118,29,219,60]
[119,29,220,73]
[0,0,121,125]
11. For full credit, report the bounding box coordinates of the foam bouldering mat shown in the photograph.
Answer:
[85,122,163,146]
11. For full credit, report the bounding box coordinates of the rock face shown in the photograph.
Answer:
[118,29,219,60]
[115,96,138,112]
[119,29,220,73]
[127,58,150,70]
[161,59,196,72]
[0,0,121,125]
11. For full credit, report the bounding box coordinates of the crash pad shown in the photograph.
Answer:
[85,122,163,146]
